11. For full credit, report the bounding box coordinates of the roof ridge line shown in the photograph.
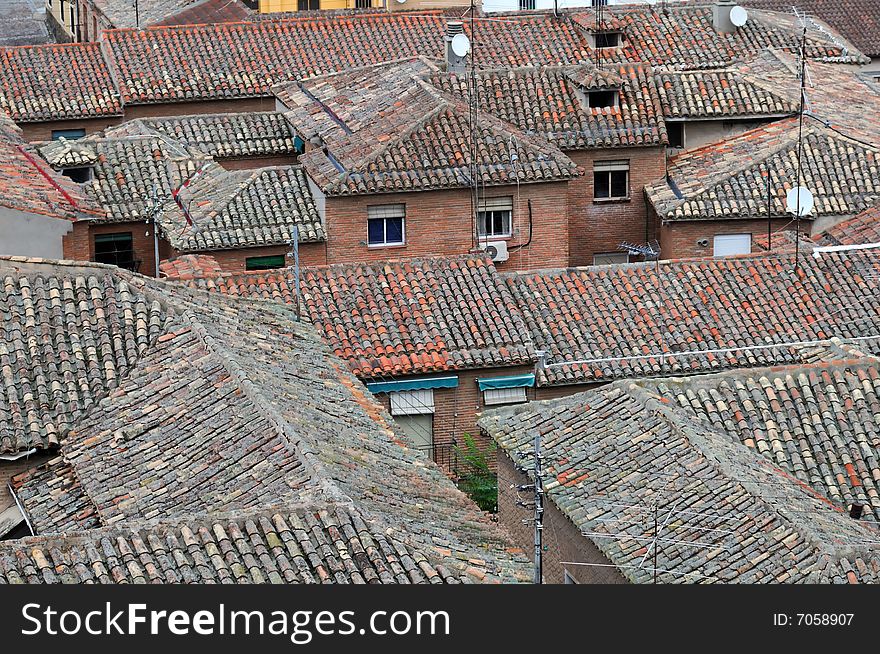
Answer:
[177,307,350,506]
[632,382,879,563]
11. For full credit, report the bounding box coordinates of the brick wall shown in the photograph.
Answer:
[123,98,276,121]
[659,216,801,260]
[198,242,327,272]
[62,219,161,277]
[323,182,571,271]
[566,146,666,267]
[19,116,124,142]
[497,453,628,584]
[369,365,537,473]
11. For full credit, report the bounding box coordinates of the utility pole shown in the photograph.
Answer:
[288,225,301,320]
[533,430,544,584]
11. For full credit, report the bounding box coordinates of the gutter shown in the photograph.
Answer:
[0,447,38,462]
[8,483,34,538]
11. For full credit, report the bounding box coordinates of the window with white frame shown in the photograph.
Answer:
[367,204,405,247]
[483,386,528,406]
[713,233,751,257]
[477,196,513,238]
[592,252,630,266]
[593,160,629,200]
[390,389,434,416]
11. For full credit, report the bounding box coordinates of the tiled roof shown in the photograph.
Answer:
[105,111,300,160]
[37,133,323,251]
[743,0,880,57]
[0,258,168,455]
[0,501,514,584]
[290,63,579,195]
[506,250,880,386]
[178,254,535,378]
[481,380,880,583]
[652,360,880,521]
[0,122,102,221]
[646,118,880,222]
[0,42,122,122]
[429,62,668,149]
[656,55,799,119]
[161,165,325,251]
[103,14,590,105]
[816,203,880,247]
[43,134,216,223]
[159,253,223,279]
[1,257,527,583]
[582,5,867,68]
[95,0,250,29]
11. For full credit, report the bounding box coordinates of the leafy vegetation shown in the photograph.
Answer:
[455,434,497,513]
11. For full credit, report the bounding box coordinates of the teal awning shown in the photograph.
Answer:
[367,376,459,394]
[477,374,536,391]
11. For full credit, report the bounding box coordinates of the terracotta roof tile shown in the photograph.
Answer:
[816,202,880,247]
[0,42,122,122]
[1,256,529,583]
[481,376,880,583]
[178,254,535,378]
[430,62,668,149]
[506,250,880,385]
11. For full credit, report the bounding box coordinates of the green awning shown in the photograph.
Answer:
[477,374,536,391]
[366,376,459,394]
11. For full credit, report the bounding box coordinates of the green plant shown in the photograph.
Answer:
[455,434,497,513]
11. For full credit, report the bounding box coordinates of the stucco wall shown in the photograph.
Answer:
[0,207,73,259]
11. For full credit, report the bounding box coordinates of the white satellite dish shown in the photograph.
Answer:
[395,0,407,4]
[451,33,471,58]
[730,5,749,27]
[786,186,815,216]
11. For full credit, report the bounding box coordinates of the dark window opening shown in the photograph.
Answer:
[667,122,685,149]
[588,90,618,108]
[94,233,137,271]
[367,204,406,247]
[594,162,629,201]
[51,128,86,141]
[595,32,622,48]
[297,0,319,9]
[62,167,92,183]
[355,0,371,7]
[519,0,536,9]
[245,255,286,271]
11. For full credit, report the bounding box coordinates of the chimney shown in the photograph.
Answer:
[713,0,737,34]
[445,21,467,75]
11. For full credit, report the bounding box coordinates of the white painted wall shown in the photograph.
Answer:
[0,207,73,259]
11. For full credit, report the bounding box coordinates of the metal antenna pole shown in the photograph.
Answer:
[794,25,807,272]
[533,430,544,584]
[767,169,772,251]
[149,185,161,278]
[652,503,658,584]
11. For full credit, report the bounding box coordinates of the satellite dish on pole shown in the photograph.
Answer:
[730,6,749,27]
[451,33,471,58]
[786,186,815,216]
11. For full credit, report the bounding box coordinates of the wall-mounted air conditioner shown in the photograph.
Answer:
[481,240,509,262]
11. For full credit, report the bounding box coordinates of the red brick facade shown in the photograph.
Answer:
[19,116,123,142]
[566,146,666,267]
[369,365,537,473]
[658,216,802,260]
[323,182,571,271]
[63,219,327,276]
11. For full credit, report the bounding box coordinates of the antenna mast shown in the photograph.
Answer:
[794,21,807,271]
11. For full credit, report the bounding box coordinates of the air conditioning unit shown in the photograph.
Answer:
[481,240,509,262]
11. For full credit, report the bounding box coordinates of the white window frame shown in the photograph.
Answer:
[713,233,752,257]
[367,204,406,248]
[593,160,630,200]
[390,389,435,416]
[483,386,528,406]
[477,196,513,239]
